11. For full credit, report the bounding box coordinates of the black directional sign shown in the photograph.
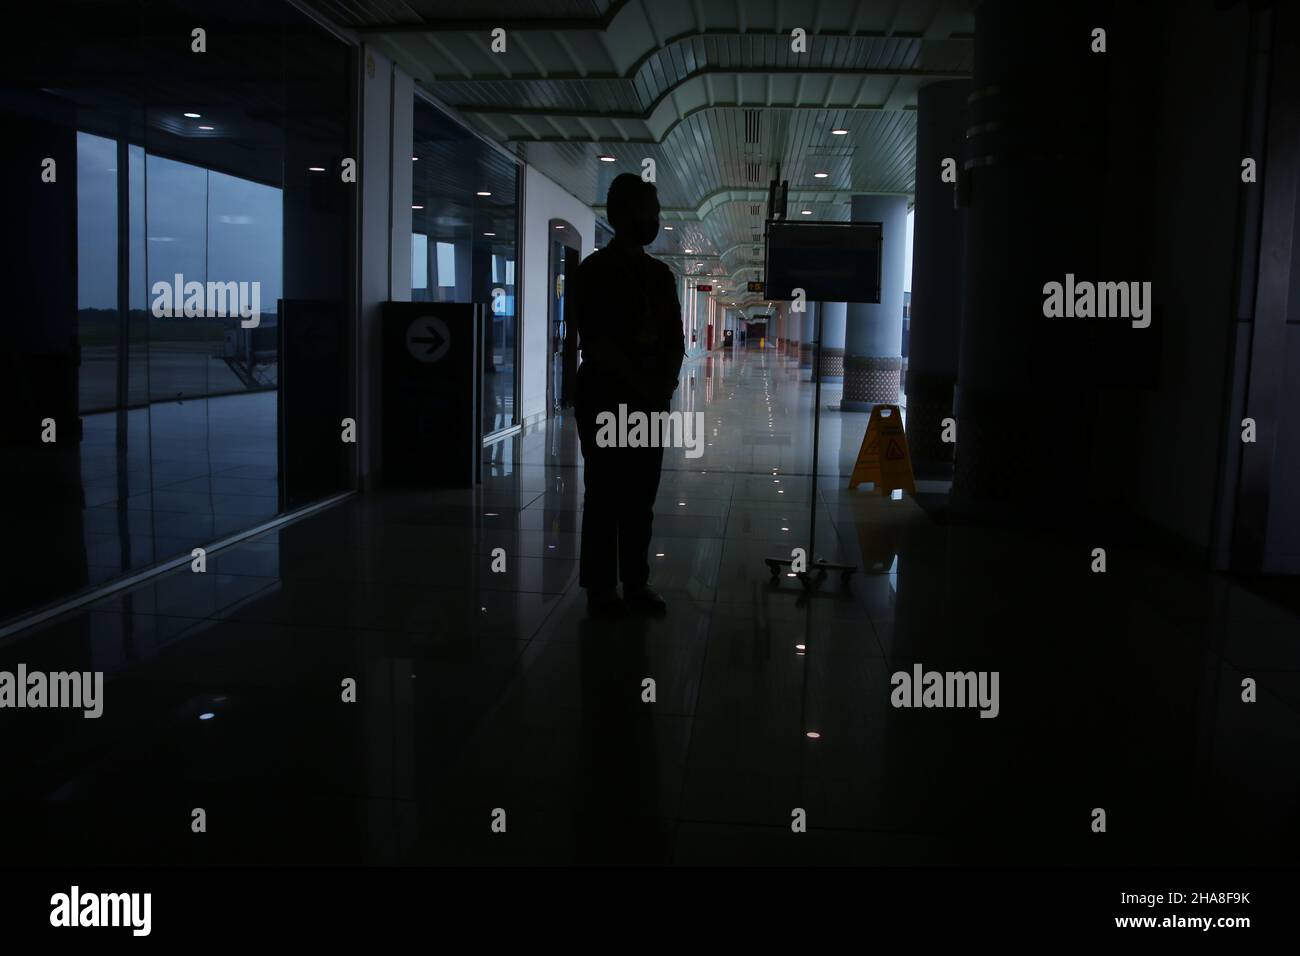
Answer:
[405,316,451,362]
[385,302,480,486]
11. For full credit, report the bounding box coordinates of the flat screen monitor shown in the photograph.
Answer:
[763,220,883,304]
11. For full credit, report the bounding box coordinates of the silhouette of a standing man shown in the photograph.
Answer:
[572,174,685,617]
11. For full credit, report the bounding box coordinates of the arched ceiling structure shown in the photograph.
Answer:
[302,0,975,307]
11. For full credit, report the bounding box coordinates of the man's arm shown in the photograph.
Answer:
[659,267,686,395]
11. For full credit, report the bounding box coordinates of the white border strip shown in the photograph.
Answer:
[483,424,522,445]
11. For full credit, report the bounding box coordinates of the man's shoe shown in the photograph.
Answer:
[586,588,627,618]
[623,585,667,615]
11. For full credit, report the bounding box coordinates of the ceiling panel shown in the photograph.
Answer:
[301,0,973,296]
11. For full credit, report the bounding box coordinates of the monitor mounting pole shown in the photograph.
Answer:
[764,302,857,588]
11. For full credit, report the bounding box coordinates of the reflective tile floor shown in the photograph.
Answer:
[4,391,280,621]
[3,347,1298,865]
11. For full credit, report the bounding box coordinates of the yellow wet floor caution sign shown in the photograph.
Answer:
[848,404,916,494]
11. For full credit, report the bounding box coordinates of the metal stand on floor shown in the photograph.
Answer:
[764,306,858,589]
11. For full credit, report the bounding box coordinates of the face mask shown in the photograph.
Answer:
[632,218,659,246]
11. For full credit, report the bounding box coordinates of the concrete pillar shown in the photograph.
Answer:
[842,194,908,410]
[951,0,1109,517]
[799,303,815,374]
[691,289,708,353]
[359,46,414,487]
[816,301,846,382]
[907,79,970,479]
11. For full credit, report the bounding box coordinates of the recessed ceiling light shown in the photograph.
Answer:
[412,156,419,161]
[308,166,325,173]
[831,128,848,135]
[684,248,693,253]
[412,204,424,209]
[663,225,673,230]
[598,155,616,163]
[184,112,201,119]
[801,209,812,215]
[198,125,214,131]
[813,171,829,179]
[555,224,564,229]
[476,190,491,196]
[483,231,495,236]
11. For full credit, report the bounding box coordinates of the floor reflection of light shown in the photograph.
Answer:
[805,731,821,739]
[199,713,215,721]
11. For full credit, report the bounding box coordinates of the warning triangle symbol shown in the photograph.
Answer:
[886,439,905,460]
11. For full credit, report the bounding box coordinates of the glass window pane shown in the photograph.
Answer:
[1,0,355,628]
[145,153,209,402]
[208,167,282,392]
[412,99,521,435]
[76,132,119,414]
[436,241,456,287]
[412,233,428,289]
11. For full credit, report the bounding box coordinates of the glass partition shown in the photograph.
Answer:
[0,0,356,624]
[411,96,522,437]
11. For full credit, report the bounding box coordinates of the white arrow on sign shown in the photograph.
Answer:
[406,316,451,363]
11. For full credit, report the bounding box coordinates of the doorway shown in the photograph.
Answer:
[547,219,582,416]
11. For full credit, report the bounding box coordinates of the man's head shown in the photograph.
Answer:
[606,173,660,246]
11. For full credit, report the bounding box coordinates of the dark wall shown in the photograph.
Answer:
[953,0,1258,558]
[1091,0,1251,555]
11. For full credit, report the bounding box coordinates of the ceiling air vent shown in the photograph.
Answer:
[746,162,763,183]
[745,110,761,144]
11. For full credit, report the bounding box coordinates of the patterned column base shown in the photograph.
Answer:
[841,355,902,409]
[812,347,844,380]
[799,343,813,368]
